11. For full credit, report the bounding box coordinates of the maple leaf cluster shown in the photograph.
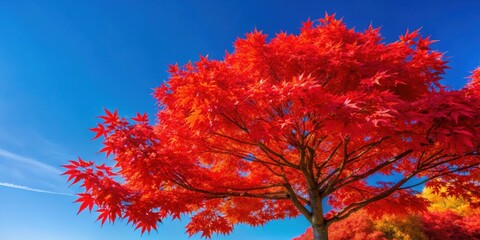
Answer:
[64,14,480,239]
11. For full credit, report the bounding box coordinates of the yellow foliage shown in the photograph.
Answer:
[375,215,427,240]
[421,186,479,216]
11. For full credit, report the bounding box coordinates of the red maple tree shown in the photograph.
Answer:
[64,14,480,240]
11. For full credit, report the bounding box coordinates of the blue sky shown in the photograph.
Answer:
[0,1,479,239]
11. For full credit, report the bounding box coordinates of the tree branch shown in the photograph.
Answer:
[333,149,413,192]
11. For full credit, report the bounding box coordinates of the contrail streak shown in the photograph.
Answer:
[0,148,62,175]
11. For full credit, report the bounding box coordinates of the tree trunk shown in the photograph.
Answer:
[312,224,329,240]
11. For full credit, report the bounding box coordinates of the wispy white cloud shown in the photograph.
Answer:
[0,182,73,196]
[0,148,62,175]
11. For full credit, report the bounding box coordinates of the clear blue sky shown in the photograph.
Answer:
[0,1,479,239]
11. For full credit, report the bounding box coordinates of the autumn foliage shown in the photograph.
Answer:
[64,14,480,239]
[420,187,480,239]
[295,211,480,240]
[294,187,480,240]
